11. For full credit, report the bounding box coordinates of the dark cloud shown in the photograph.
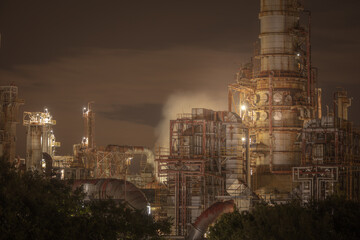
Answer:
[99,104,163,127]
[3,48,239,155]
[0,0,258,67]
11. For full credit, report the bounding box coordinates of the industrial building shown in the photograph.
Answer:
[156,108,251,235]
[1,0,359,239]
[0,85,23,164]
[227,0,360,204]
[23,109,60,171]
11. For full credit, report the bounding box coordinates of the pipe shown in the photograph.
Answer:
[72,179,149,210]
[312,67,319,113]
[333,92,337,127]
[228,87,233,112]
[105,144,155,172]
[308,12,312,105]
[186,200,235,240]
[123,146,159,184]
[317,88,322,119]
[269,71,274,172]
[246,128,251,188]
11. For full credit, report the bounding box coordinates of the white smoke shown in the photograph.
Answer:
[155,90,227,149]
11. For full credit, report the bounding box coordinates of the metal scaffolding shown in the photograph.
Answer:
[228,0,317,200]
[293,166,339,201]
[156,108,249,236]
[0,85,24,163]
[300,90,360,200]
[95,150,130,179]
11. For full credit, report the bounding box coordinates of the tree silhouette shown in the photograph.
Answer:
[0,158,171,240]
[208,198,360,240]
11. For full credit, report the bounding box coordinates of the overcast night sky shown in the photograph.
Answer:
[0,0,359,157]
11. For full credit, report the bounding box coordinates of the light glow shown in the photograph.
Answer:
[147,204,151,215]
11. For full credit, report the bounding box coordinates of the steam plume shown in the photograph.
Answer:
[155,91,227,149]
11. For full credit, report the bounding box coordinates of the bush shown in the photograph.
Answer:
[0,158,171,240]
[208,198,360,240]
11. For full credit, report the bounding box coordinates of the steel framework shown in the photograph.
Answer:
[23,109,60,170]
[293,166,339,201]
[156,109,248,236]
[300,91,360,201]
[0,85,24,163]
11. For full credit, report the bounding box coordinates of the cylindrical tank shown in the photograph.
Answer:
[42,125,51,155]
[252,0,306,169]
[259,0,300,72]
[26,125,42,171]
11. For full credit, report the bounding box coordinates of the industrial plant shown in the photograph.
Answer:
[1,0,359,239]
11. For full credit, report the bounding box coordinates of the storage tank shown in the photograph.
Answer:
[25,125,42,170]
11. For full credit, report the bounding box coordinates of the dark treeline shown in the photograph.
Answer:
[209,196,360,240]
[0,158,171,240]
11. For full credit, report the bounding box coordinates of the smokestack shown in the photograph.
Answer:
[83,102,95,148]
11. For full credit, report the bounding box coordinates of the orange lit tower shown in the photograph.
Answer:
[228,0,316,199]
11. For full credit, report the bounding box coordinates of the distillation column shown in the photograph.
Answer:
[256,0,309,167]
[25,125,42,170]
[250,0,312,197]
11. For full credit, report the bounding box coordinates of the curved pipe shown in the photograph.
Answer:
[105,145,157,181]
[105,145,155,170]
[72,179,149,210]
[186,200,235,240]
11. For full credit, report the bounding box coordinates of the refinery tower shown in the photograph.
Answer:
[229,0,318,200]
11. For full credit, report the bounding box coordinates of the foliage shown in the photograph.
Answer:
[77,199,171,240]
[208,197,360,240]
[0,158,171,240]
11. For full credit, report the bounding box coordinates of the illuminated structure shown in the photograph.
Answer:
[83,102,95,148]
[156,108,250,235]
[228,0,313,200]
[0,85,23,163]
[299,90,360,201]
[228,0,360,203]
[57,104,156,189]
[23,109,60,171]
[3,1,359,238]
[155,0,360,237]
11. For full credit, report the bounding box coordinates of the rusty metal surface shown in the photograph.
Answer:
[226,0,315,200]
[186,200,235,240]
[156,109,248,235]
